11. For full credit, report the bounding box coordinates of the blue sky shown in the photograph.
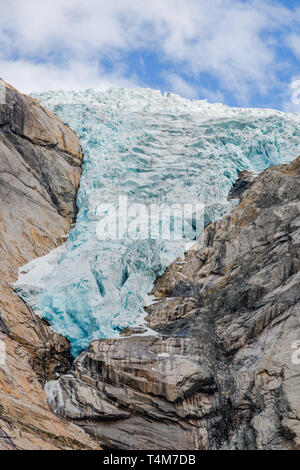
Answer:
[1,0,300,111]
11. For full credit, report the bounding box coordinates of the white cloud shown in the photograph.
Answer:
[288,34,300,59]
[0,59,140,94]
[163,72,225,102]
[198,87,225,104]
[163,73,198,99]
[0,0,296,103]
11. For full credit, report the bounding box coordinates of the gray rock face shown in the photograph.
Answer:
[0,78,98,450]
[50,156,300,450]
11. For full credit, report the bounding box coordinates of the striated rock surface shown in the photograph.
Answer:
[49,156,300,450]
[0,78,98,449]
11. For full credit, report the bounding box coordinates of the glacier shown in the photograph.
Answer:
[14,88,300,356]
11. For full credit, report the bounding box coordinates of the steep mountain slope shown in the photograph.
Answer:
[0,78,98,449]
[48,156,300,450]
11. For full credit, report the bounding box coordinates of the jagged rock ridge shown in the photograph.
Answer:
[48,156,300,450]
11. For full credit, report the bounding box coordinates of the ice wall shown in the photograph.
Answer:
[14,88,300,356]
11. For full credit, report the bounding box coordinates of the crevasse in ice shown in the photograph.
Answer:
[14,88,300,356]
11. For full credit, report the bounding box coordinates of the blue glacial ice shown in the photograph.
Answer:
[14,88,300,356]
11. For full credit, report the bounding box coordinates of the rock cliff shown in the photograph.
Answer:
[2,76,300,450]
[48,156,300,450]
[0,78,98,449]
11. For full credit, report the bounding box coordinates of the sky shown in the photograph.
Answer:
[1,0,300,111]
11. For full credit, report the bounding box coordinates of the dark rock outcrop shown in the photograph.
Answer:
[227,170,257,200]
[49,157,300,450]
[0,78,98,449]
